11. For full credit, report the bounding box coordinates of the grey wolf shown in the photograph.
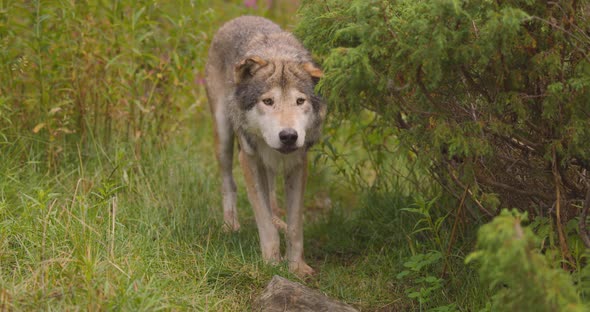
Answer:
[205,16,325,276]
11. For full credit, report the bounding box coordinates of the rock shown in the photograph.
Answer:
[254,275,359,312]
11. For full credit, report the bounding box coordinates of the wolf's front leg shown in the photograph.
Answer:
[285,153,314,276]
[239,149,281,264]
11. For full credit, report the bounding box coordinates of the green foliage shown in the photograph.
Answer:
[297,0,590,219]
[402,195,449,251]
[393,193,487,310]
[1,1,203,151]
[312,110,434,195]
[298,2,590,308]
[467,210,586,311]
[396,251,449,310]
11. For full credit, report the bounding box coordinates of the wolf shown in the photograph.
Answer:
[205,16,326,276]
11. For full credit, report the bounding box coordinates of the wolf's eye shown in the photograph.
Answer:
[296,98,305,105]
[262,98,274,106]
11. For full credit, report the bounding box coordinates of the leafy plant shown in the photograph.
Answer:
[297,0,590,259]
[396,251,448,309]
[467,209,587,311]
[402,195,448,252]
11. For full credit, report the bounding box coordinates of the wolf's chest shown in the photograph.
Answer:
[259,144,304,172]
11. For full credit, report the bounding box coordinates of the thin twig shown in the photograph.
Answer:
[552,147,575,270]
[446,163,494,217]
[428,166,479,220]
[460,66,492,104]
[442,185,469,278]
[416,65,438,108]
[475,174,554,202]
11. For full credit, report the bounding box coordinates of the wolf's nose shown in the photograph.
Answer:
[279,128,298,146]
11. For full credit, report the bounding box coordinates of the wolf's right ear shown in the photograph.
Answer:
[302,62,323,85]
[235,56,267,83]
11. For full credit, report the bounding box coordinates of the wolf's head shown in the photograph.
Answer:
[234,56,325,154]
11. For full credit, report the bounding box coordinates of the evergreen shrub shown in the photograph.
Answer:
[297,0,590,251]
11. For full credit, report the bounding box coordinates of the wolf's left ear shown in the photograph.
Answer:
[235,56,267,83]
[302,62,323,84]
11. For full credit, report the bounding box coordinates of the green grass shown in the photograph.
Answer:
[0,0,490,311]
[0,118,488,311]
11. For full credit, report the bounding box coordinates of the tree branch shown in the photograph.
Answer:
[552,147,575,270]
[579,189,590,249]
[475,174,555,202]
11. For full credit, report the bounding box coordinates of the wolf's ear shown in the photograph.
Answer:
[235,56,267,83]
[302,62,323,83]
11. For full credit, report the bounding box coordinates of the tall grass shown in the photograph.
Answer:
[0,128,262,310]
[0,0,299,168]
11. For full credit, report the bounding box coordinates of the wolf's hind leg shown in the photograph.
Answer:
[211,102,240,232]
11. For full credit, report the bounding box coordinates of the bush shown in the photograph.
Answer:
[297,0,590,257]
[467,210,586,311]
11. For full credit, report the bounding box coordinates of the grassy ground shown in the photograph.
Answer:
[0,1,488,311]
[1,121,487,311]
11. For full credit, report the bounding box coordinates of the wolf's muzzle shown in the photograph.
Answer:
[279,128,298,146]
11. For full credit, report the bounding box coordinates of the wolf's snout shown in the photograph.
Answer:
[279,128,298,146]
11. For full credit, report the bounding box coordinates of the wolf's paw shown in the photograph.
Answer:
[262,249,282,265]
[289,260,315,277]
[223,213,240,232]
[222,222,241,232]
